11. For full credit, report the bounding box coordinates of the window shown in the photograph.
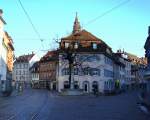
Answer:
[74,42,78,49]
[65,42,69,48]
[90,68,100,76]
[104,69,113,77]
[83,67,89,75]
[17,64,19,69]
[106,48,111,54]
[62,68,70,75]
[74,68,79,75]
[21,64,23,68]
[93,43,97,49]
[105,56,113,66]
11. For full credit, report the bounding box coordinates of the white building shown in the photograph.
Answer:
[57,15,128,93]
[29,61,40,88]
[58,53,115,93]
[114,51,132,89]
[0,9,7,81]
[13,53,40,86]
[0,9,8,92]
[56,15,133,94]
[30,62,39,81]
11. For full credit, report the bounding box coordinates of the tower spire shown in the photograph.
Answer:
[72,12,81,34]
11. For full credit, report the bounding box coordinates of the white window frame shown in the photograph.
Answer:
[93,43,97,49]
[65,42,69,48]
[74,42,78,49]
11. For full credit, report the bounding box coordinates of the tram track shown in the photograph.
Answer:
[0,89,34,109]
[6,89,50,120]
[30,92,49,120]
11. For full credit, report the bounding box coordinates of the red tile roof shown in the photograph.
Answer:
[61,29,111,49]
[15,54,34,63]
[40,50,58,62]
[62,29,103,42]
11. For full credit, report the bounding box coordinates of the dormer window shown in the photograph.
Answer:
[65,42,69,48]
[74,42,78,49]
[93,43,97,49]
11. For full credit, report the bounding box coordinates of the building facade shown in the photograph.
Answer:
[114,51,132,90]
[30,61,40,88]
[39,51,58,89]
[0,9,14,94]
[0,9,7,83]
[13,53,41,88]
[57,14,122,93]
[4,32,14,72]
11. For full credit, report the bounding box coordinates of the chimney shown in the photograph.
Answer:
[0,9,3,17]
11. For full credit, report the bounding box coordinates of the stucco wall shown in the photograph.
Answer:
[58,53,114,92]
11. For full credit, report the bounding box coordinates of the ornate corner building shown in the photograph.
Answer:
[57,14,132,93]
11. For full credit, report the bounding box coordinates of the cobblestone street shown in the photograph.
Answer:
[0,89,149,120]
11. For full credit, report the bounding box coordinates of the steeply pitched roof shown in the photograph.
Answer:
[60,29,111,51]
[4,31,14,50]
[40,50,58,62]
[125,52,147,65]
[62,29,102,42]
[15,54,34,63]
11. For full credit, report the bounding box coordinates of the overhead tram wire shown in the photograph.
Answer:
[84,0,131,27]
[17,0,44,49]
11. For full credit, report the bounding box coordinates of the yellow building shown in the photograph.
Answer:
[3,31,14,72]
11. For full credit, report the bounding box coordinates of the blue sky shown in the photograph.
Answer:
[0,0,150,57]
